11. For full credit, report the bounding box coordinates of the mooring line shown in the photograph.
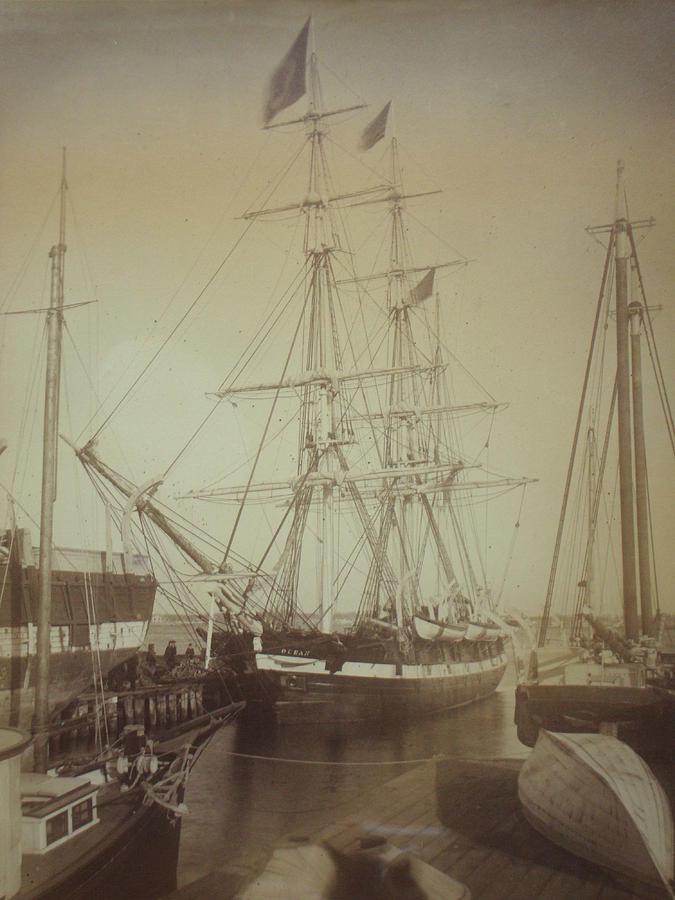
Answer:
[223,750,522,767]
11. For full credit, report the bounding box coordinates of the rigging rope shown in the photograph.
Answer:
[85,216,258,445]
[75,132,288,444]
[163,260,309,480]
[221,273,314,568]
[537,232,615,646]
[494,484,527,608]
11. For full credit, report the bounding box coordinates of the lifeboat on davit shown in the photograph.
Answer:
[413,616,467,642]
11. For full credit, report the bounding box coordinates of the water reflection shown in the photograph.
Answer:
[179,677,525,889]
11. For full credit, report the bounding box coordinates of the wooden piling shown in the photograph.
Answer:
[156,693,167,727]
[123,695,134,727]
[148,695,157,728]
[133,695,145,726]
[167,693,177,727]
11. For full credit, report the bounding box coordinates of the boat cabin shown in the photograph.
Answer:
[21,773,98,853]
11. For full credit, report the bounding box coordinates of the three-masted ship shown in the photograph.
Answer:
[177,20,530,723]
[70,19,532,725]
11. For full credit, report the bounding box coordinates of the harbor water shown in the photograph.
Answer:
[174,659,524,891]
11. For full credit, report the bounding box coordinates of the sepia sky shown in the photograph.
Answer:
[0,0,673,616]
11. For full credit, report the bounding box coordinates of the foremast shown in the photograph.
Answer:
[237,37,391,634]
[613,161,640,641]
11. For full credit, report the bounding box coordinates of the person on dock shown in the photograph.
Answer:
[146,643,157,668]
[185,643,195,661]
[164,639,177,670]
[125,654,138,690]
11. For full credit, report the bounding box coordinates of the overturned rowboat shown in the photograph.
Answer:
[518,730,674,894]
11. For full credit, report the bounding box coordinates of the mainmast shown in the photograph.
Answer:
[613,160,640,641]
[375,135,473,626]
[629,297,652,634]
[34,150,67,771]
[256,21,355,632]
[386,137,422,617]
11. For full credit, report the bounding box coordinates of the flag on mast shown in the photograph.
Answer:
[263,18,311,125]
[359,101,391,151]
[408,268,435,306]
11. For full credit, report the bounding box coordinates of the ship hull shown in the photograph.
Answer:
[19,707,243,899]
[0,530,156,731]
[0,642,149,733]
[256,647,507,724]
[25,791,183,900]
[514,682,675,762]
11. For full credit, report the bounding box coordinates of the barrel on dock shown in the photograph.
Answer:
[0,728,32,899]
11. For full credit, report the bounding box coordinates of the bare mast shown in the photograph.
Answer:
[613,160,640,641]
[34,150,67,772]
[629,297,652,634]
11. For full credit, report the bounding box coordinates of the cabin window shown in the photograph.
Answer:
[71,798,93,831]
[46,810,69,846]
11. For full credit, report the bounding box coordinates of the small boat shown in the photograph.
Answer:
[481,623,502,643]
[413,616,467,643]
[463,621,486,642]
[518,730,674,894]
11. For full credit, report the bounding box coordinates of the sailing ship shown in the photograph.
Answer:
[515,162,675,760]
[66,19,532,724]
[0,154,244,899]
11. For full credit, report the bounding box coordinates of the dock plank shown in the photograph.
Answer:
[314,757,654,899]
[189,754,669,898]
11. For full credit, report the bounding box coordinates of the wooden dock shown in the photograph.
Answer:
[47,683,208,762]
[172,756,672,899]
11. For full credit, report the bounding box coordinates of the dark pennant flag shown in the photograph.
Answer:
[359,101,391,151]
[263,18,311,125]
[408,268,435,306]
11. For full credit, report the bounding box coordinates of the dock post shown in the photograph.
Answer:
[106,695,119,739]
[167,693,177,726]
[156,693,167,727]
[148,695,157,727]
[123,694,133,727]
[133,694,145,725]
